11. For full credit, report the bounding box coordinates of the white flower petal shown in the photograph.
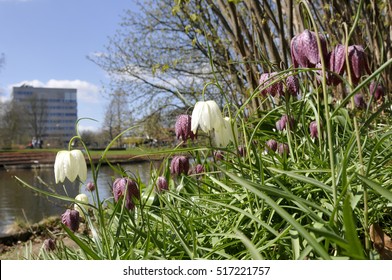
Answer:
[54,151,67,183]
[71,150,87,182]
[191,101,203,133]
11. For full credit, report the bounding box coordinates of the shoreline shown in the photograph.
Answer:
[0,150,164,170]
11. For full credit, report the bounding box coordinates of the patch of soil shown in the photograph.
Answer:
[0,216,75,260]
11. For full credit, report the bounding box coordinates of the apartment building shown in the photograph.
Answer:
[12,85,77,147]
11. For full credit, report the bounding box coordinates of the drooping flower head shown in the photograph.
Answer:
[213,117,238,147]
[86,181,95,192]
[112,178,140,210]
[354,93,367,110]
[155,176,169,193]
[43,238,56,251]
[213,150,224,161]
[170,155,190,176]
[309,121,320,139]
[54,150,87,184]
[291,29,328,68]
[369,82,384,101]
[189,164,205,178]
[259,72,284,97]
[347,45,371,85]
[61,209,80,232]
[265,139,278,153]
[277,143,290,156]
[74,193,89,218]
[276,115,295,131]
[175,114,197,141]
[321,44,346,86]
[285,74,299,96]
[238,145,246,157]
[191,100,225,134]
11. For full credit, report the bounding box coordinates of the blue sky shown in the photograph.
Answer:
[0,0,137,131]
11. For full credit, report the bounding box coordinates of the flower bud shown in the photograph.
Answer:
[112,178,140,210]
[170,155,190,176]
[238,145,246,157]
[348,45,371,85]
[61,209,80,232]
[259,72,284,97]
[369,82,384,101]
[291,29,327,68]
[213,150,224,161]
[354,93,367,109]
[189,164,205,178]
[265,139,278,153]
[156,176,169,192]
[309,121,319,139]
[74,193,89,218]
[276,115,295,131]
[86,181,95,192]
[277,143,290,156]
[43,238,56,251]
[175,114,197,141]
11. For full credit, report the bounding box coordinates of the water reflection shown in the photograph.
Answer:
[0,161,160,236]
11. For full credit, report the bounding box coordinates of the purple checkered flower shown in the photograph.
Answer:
[112,178,140,210]
[347,45,371,85]
[291,29,328,68]
[259,72,284,97]
[170,155,190,176]
[175,114,197,141]
[61,209,80,232]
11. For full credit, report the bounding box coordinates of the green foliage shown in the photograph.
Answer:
[14,0,392,260]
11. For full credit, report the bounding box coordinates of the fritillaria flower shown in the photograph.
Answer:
[277,143,290,156]
[214,117,238,147]
[354,93,367,110]
[213,150,224,161]
[347,45,371,85]
[369,82,384,101]
[327,44,346,85]
[291,29,328,68]
[175,114,197,141]
[54,150,87,184]
[156,176,169,193]
[309,121,320,139]
[276,115,295,131]
[112,178,140,210]
[43,238,56,251]
[191,100,225,134]
[86,181,95,192]
[259,72,284,97]
[61,209,80,232]
[238,145,246,157]
[170,155,190,176]
[265,139,278,153]
[286,75,299,96]
[189,164,205,177]
[74,193,89,218]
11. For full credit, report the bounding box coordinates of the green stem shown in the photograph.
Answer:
[300,0,337,219]
[342,0,369,252]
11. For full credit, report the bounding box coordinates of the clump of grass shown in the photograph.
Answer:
[14,2,392,260]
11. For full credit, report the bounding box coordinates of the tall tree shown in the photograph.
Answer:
[103,89,132,147]
[92,0,391,119]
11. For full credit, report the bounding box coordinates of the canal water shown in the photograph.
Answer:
[0,161,159,236]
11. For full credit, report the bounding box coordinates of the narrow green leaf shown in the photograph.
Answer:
[342,196,365,259]
[220,168,331,259]
[358,174,392,203]
[62,225,101,260]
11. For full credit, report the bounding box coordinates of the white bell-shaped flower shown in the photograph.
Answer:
[74,193,89,218]
[191,100,225,134]
[54,150,87,183]
[214,117,238,147]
